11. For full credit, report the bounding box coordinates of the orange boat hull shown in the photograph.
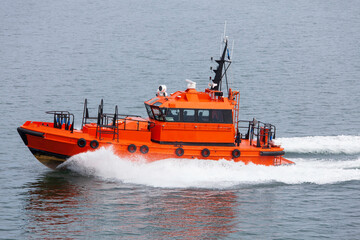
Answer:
[18,121,294,169]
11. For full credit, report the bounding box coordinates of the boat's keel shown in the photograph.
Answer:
[28,147,67,169]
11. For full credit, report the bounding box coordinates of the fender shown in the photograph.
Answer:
[260,151,285,156]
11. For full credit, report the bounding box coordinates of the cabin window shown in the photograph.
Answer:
[223,110,233,123]
[148,98,159,104]
[211,110,232,123]
[158,108,232,123]
[198,110,210,122]
[145,104,154,119]
[153,101,162,107]
[183,109,195,122]
[165,108,180,122]
[211,110,224,123]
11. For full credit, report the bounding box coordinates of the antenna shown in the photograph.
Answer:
[231,40,234,61]
[220,21,227,56]
[230,40,235,86]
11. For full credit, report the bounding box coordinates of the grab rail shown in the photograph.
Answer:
[81,99,153,141]
[46,111,74,133]
[237,119,276,148]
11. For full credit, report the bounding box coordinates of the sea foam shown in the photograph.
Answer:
[61,144,360,188]
[275,135,360,154]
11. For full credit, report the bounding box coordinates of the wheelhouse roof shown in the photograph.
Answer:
[144,88,235,110]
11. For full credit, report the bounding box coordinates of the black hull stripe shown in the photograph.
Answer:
[17,127,44,145]
[260,151,285,156]
[28,147,70,160]
[151,139,235,147]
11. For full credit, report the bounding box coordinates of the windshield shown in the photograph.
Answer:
[151,106,165,121]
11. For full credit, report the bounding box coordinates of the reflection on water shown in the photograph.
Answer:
[24,171,94,238]
[141,190,238,239]
[21,168,360,239]
[23,171,239,238]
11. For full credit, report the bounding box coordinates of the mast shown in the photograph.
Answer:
[210,36,232,93]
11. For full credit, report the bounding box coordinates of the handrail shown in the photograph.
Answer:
[46,111,74,133]
[96,101,118,141]
[116,117,152,131]
[81,99,98,129]
[237,119,276,148]
[79,99,153,141]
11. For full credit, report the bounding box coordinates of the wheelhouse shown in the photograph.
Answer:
[144,88,238,145]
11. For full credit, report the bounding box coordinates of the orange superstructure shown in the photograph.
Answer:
[17,35,294,169]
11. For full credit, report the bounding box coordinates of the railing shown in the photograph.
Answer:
[95,102,119,141]
[46,111,74,133]
[81,99,153,141]
[237,119,276,148]
[116,115,154,131]
[81,99,98,128]
[232,90,240,130]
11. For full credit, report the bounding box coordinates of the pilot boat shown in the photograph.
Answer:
[17,35,294,169]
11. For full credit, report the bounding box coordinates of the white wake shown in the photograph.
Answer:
[60,147,360,188]
[275,135,360,154]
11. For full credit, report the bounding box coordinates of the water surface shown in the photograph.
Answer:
[1,0,360,239]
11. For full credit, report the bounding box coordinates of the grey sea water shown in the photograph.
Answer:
[1,0,360,239]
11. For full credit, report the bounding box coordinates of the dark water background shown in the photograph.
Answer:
[1,0,360,239]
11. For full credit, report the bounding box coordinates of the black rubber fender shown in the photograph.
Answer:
[201,148,210,157]
[128,144,137,153]
[17,127,44,146]
[90,140,99,149]
[175,147,184,157]
[232,149,241,158]
[140,145,149,154]
[260,151,285,156]
[77,138,86,148]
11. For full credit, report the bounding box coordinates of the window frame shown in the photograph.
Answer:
[145,104,154,119]
[181,109,196,122]
[151,106,165,121]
